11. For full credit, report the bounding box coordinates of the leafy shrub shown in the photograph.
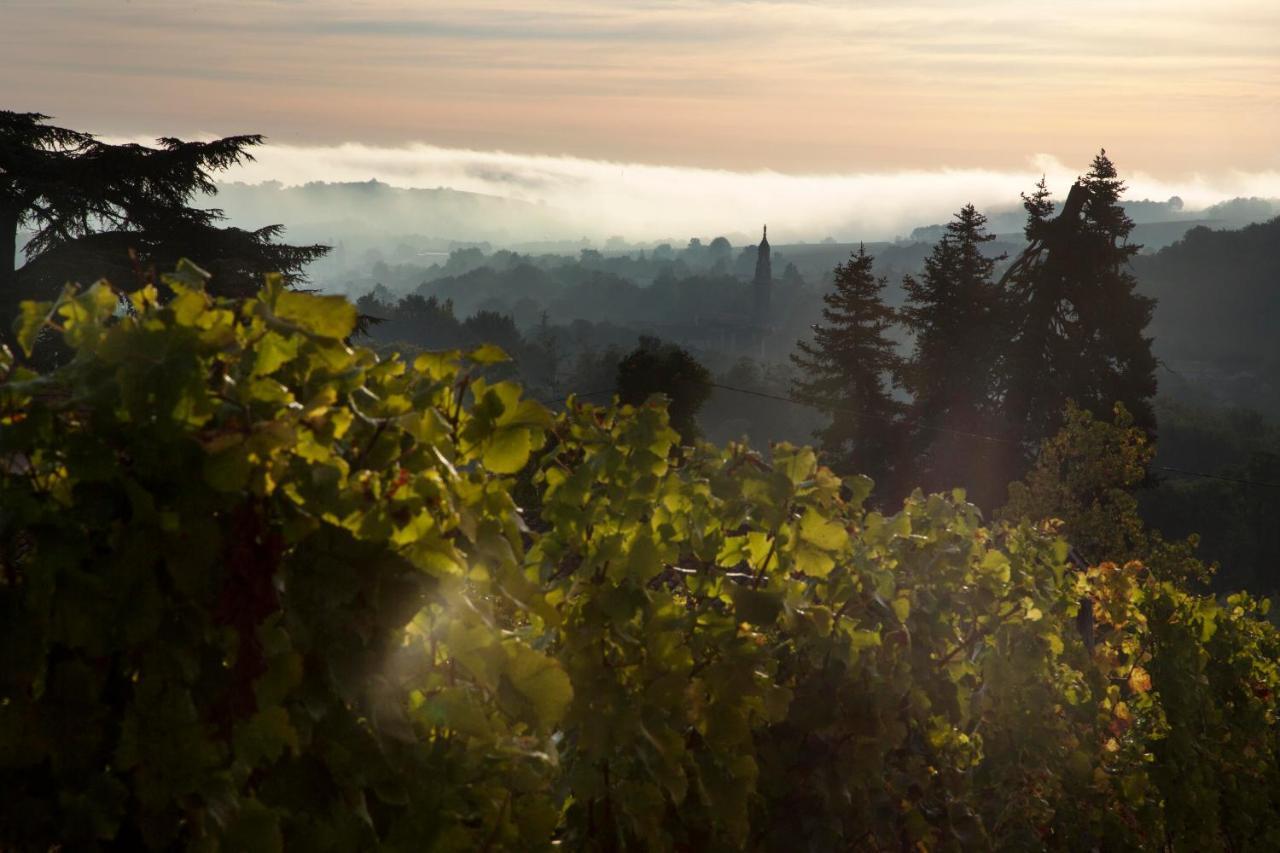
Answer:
[3,267,1279,850]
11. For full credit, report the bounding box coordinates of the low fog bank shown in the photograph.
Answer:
[207,141,1280,248]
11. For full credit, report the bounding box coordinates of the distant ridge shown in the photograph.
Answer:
[208,179,575,244]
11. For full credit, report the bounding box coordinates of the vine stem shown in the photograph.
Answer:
[936,603,1019,667]
[751,535,779,590]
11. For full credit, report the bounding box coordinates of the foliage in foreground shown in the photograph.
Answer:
[3,270,1280,850]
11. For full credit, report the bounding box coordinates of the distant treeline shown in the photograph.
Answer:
[354,180,1280,594]
[354,216,1280,417]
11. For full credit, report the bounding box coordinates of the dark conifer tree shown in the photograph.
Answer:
[999,151,1158,456]
[791,245,905,488]
[900,204,1007,506]
[0,111,326,313]
[1076,152,1159,433]
[1021,176,1055,238]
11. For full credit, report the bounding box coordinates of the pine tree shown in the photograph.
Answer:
[1021,176,1055,238]
[791,245,905,488]
[900,204,1007,505]
[999,151,1158,455]
[1077,152,1158,434]
[0,111,326,312]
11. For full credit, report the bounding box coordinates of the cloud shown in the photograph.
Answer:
[209,140,1280,242]
[8,0,1278,177]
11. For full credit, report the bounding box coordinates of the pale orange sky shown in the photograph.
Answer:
[3,0,1277,179]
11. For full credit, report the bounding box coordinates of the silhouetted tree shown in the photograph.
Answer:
[463,310,524,354]
[616,336,712,439]
[999,151,1158,453]
[566,344,623,401]
[526,311,564,398]
[358,293,467,350]
[998,402,1210,588]
[708,235,733,272]
[791,245,905,487]
[900,204,1007,505]
[780,262,805,288]
[0,111,326,313]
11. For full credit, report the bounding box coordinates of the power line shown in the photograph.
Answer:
[1152,466,1280,491]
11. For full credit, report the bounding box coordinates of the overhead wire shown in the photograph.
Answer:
[1148,466,1280,490]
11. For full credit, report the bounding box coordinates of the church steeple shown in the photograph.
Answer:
[752,224,772,326]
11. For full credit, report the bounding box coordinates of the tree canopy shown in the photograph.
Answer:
[0,111,325,312]
[999,151,1158,448]
[615,335,712,439]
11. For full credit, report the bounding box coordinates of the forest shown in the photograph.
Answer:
[347,195,1280,598]
[4,111,1280,850]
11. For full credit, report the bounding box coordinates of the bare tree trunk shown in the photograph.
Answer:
[0,204,17,300]
[0,204,23,356]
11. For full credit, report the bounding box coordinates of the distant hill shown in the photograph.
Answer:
[913,197,1278,253]
[208,179,576,246]
[985,220,1247,252]
[1133,218,1280,414]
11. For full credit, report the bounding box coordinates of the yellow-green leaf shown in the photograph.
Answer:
[503,644,573,731]
[274,291,356,339]
[14,300,51,357]
[799,507,848,551]
[482,426,532,474]
[979,549,1011,583]
[467,343,511,365]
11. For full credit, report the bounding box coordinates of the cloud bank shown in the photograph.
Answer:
[214,142,1280,242]
[10,1,1279,176]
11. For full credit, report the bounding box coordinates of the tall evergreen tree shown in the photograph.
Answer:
[999,151,1158,455]
[0,111,326,312]
[900,204,1007,506]
[791,245,905,488]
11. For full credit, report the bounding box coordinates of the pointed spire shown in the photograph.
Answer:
[753,222,773,326]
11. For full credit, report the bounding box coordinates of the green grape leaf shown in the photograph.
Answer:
[730,584,783,625]
[253,332,300,376]
[774,443,817,486]
[891,593,911,623]
[794,544,836,578]
[274,290,357,339]
[978,549,1011,583]
[467,343,511,365]
[799,507,848,551]
[500,644,573,731]
[234,707,299,767]
[15,299,52,357]
[482,426,532,474]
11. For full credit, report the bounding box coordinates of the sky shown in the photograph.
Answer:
[3,0,1278,238]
